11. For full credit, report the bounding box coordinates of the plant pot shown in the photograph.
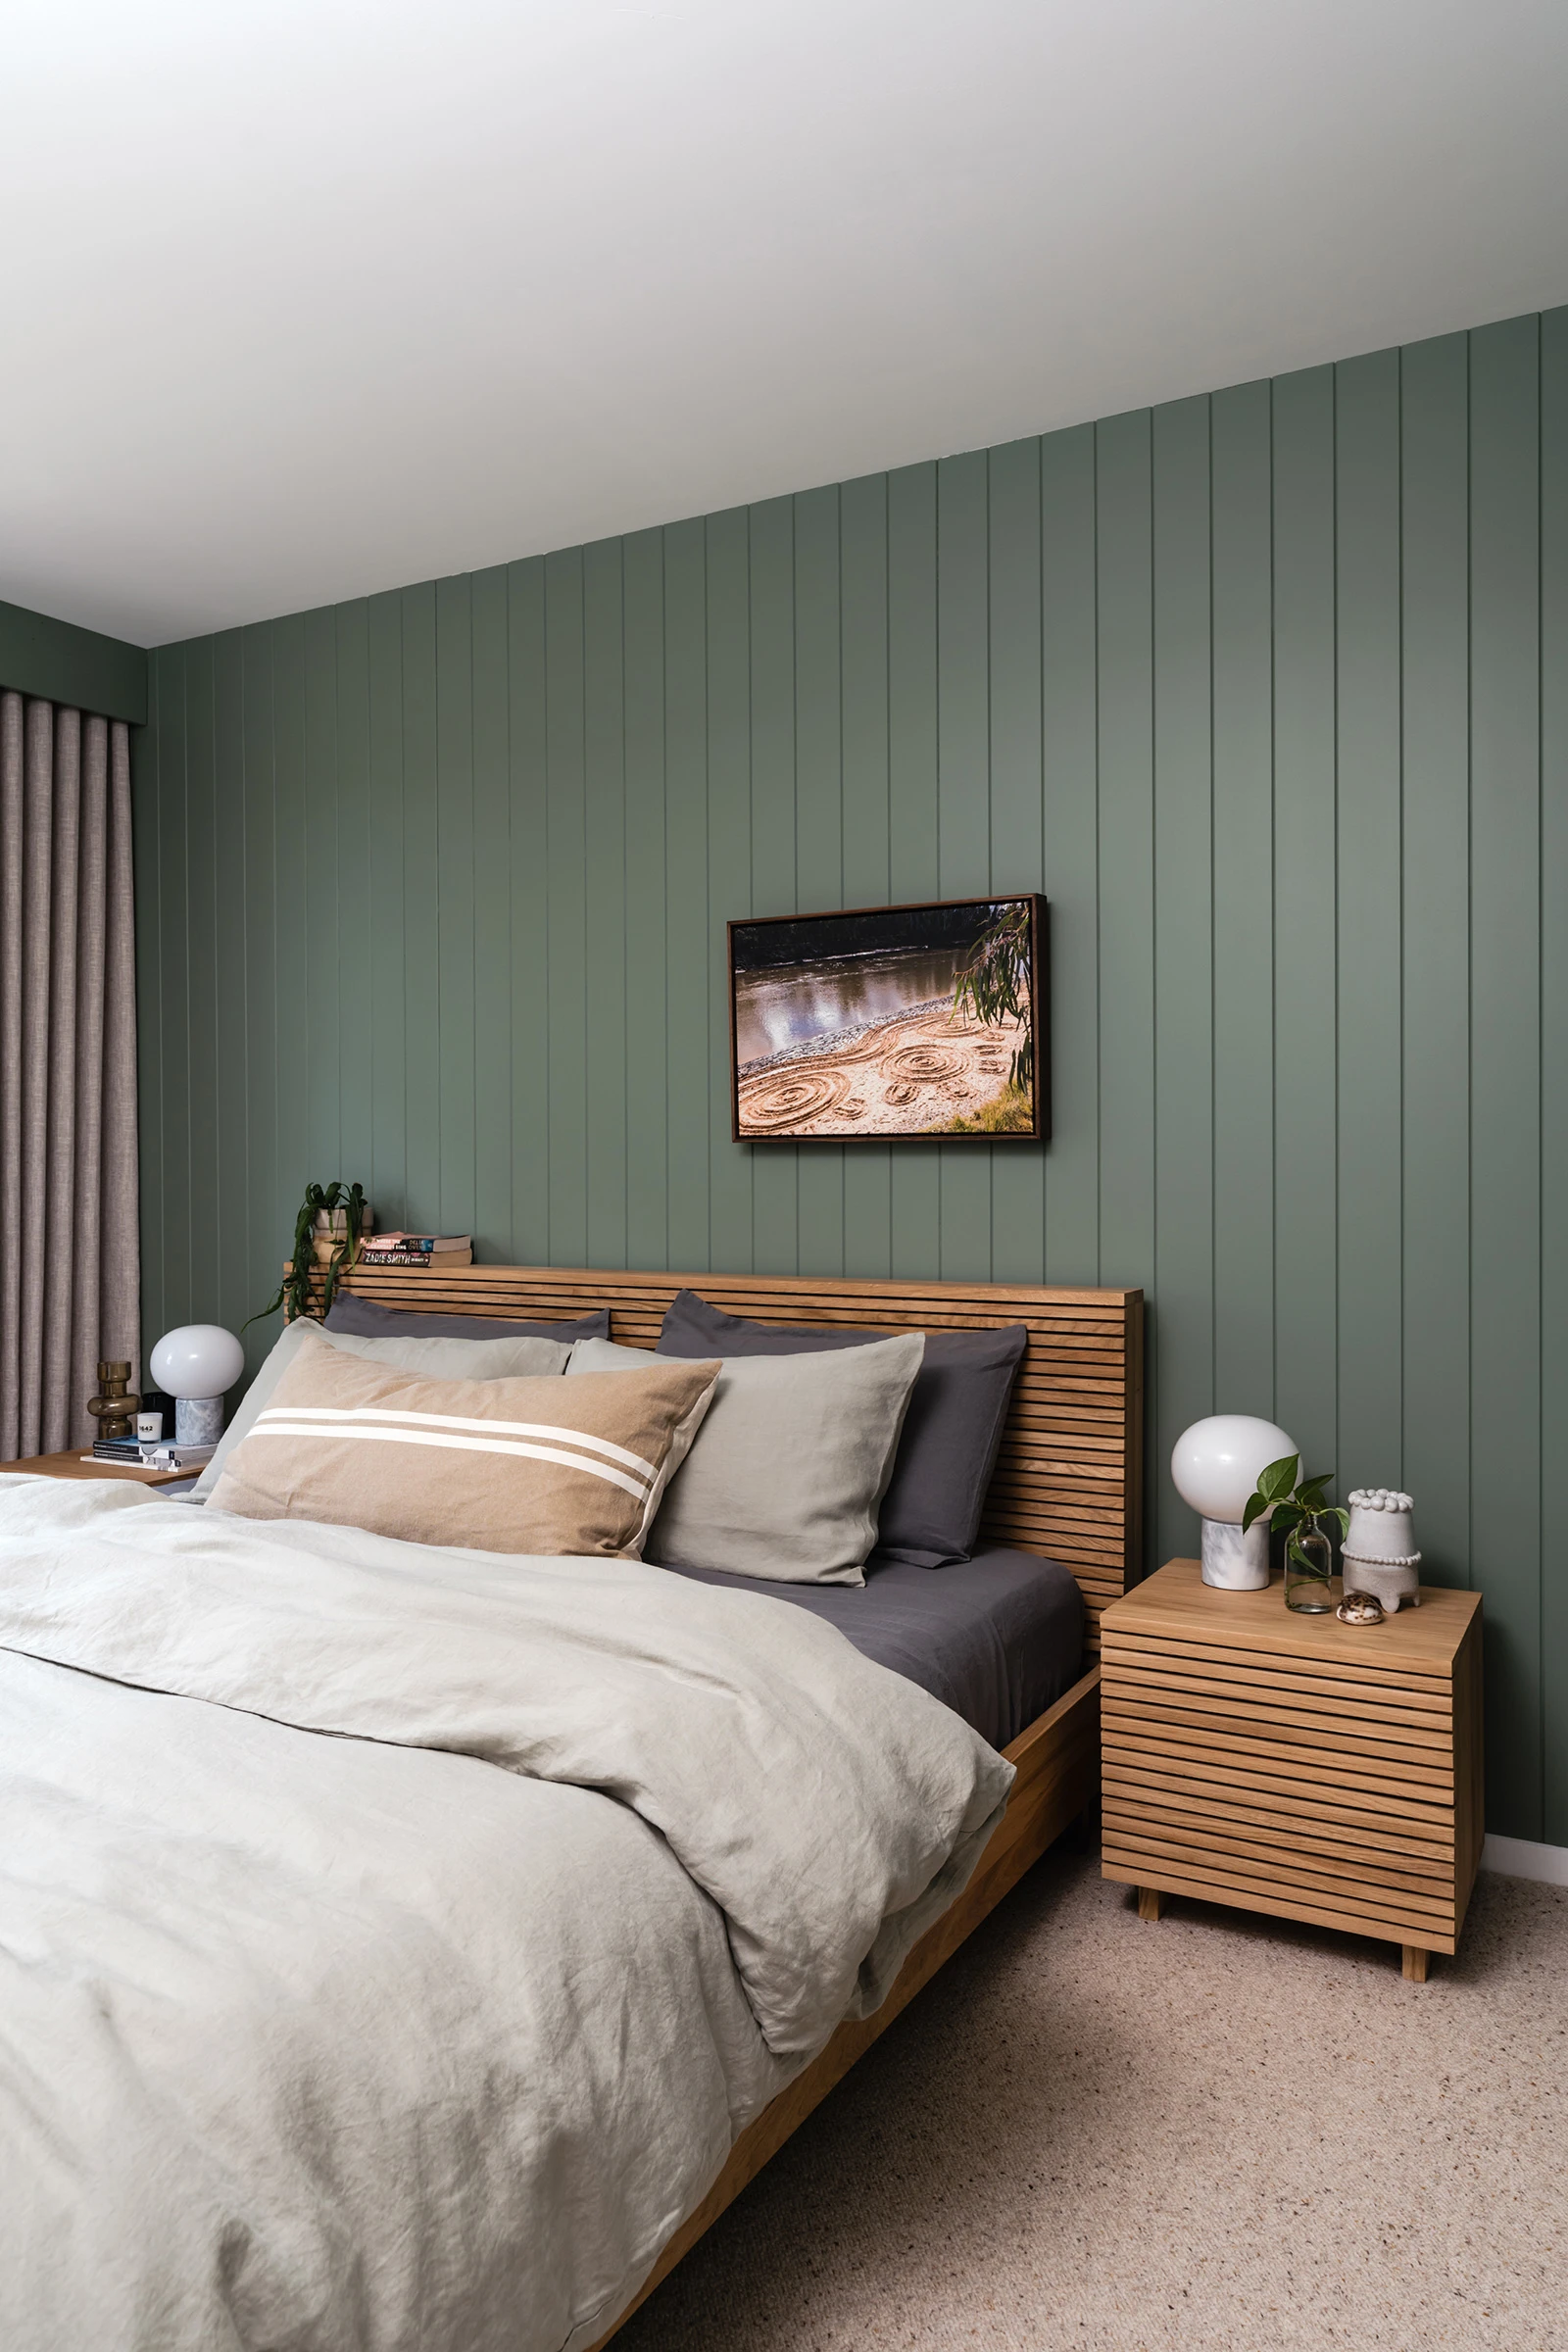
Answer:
[313,1205,371,1237]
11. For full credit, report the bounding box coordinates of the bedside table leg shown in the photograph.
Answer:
[1401,1944,1430,1984]
[1137,1886,1163,1923]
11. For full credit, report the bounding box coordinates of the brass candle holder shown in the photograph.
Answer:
[86,1360,141,1442]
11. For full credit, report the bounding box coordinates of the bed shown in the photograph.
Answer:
[0,1265,1142,2352]
[328,1263,1144,2349]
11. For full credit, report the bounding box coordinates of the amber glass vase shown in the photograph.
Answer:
[1283,1514,1336,1612]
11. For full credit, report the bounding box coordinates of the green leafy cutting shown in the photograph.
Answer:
[245,1180,368,1332]
[1241,1451,1349,1541]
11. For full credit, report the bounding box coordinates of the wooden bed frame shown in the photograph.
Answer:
[325,1261,1144,2345]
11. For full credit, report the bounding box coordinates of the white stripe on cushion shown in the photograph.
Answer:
[253,1403,655,1480]
[248,1420,654,1501]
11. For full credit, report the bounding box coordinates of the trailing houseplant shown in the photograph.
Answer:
[246,1180,368,1330]
[1243,1452,1349,1614]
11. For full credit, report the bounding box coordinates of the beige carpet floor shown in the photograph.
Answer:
[616,1853,1568,2351]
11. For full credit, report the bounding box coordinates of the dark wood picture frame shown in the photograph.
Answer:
[727,894,1049,1144]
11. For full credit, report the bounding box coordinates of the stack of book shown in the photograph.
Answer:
[359,1232,473,1269]
[91,1434,152,1465]
[143,1442,217,1470]
[86,1436,217,1471]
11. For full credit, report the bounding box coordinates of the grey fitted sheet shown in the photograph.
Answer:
[663,1545,1084,1751]
[172,1494,1081,1750]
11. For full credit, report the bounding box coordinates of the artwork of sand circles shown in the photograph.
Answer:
[880,1042,960,1106]
[740,1006,1009,1132]
[738,1062,857,1131]
[880,1010,990,1106]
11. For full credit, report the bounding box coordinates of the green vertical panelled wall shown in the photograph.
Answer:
[137,308,1566,1840]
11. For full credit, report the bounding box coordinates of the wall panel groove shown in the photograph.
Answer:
[137,308,1566,1838]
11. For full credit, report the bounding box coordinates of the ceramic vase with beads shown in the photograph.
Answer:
[1341,1490,1421,1612]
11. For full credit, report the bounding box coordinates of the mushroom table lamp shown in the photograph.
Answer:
[148,1324,246,1448]
[1171,1414,1298,1591]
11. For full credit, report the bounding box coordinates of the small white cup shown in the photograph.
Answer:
[136,1411,164,1445]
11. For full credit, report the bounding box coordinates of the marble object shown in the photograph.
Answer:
[1343,1488,1421,1612]
[151,1325,245,1454]
[174,1395,225,1446]
[1200,1516,1272,1591]
[1172,1416,1298,1591]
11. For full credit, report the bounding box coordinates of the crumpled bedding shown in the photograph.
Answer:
[0,1477,1012,2352]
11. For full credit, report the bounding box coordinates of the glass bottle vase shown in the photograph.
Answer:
[1283,1514,1336,1612]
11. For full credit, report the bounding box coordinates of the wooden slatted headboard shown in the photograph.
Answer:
[325,1264,1145,1646]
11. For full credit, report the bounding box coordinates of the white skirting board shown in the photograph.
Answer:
[1482,1835,1568,1886]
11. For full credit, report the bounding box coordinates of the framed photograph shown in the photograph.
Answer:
[728,894,1048,1143]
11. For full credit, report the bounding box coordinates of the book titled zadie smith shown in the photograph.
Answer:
[360,1233,472,1266]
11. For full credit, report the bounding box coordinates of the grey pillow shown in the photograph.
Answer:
[656,1290,1027,1568]
[188,1320,573,1500]
[324,1293,610,1343]
[644,1332,925,1586]
[326,1330,572,1381]
[566,1338,662,1374]
[564,1338,718,1521]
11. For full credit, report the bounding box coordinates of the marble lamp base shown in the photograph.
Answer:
[1200,1517,1270,1590]
[173,1395,225,1447]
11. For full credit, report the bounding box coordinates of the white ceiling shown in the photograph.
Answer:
[4,0,1566,648]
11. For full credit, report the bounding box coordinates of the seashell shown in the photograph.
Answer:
[1336,1591,1386,1626]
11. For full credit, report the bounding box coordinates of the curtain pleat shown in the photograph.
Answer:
[0,692,139,1459]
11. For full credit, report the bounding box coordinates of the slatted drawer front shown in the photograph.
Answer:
[1102,1628,1461,1949]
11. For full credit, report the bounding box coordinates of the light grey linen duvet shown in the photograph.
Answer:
[0,1476,1012,2352]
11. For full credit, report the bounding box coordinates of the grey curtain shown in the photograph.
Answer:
[0,693,139,1460]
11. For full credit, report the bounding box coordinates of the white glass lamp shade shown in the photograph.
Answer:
[149,1324,245,1400]
[1171,1415,1298,1526]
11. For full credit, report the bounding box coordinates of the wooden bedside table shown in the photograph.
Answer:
[5,1448,196,1489]
[1101,1558,1483,1981]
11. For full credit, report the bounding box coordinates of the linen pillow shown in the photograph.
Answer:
[325,1330,574,1382]
[565,1337,715,1500]
[187,1320,574,1501]
[565,1337,657,1373]
[642,1332,925,1587]
[656,1289,1027,1568]
[206,1327,720,1558]
[324,1293,611,1343]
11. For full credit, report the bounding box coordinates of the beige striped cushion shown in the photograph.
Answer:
[207,1325,719,1558]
